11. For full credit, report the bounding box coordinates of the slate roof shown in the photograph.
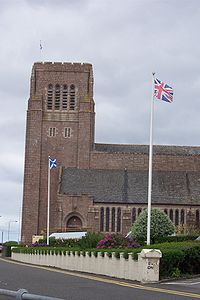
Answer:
[60,168,200,206]
[94,143,200,156]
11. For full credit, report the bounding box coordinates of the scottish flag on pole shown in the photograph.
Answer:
[154,78,173,103]
[49,157,57,169]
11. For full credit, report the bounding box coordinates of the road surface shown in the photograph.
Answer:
[0,258,200,300]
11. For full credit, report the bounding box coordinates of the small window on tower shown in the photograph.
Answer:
[69,84,76,110]
[47,84,53,110]
[49,127,57,137]
[54,84,60,110]
[62,84,68,110]
[64,127,71,138]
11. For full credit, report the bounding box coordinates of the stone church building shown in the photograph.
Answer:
[21,62,200,244]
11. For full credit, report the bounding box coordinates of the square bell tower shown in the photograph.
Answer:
[21,62,95,244]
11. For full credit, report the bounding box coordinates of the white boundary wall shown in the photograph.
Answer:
[12,249,162,283]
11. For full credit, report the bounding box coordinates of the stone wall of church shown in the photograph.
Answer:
[55,194,200,236]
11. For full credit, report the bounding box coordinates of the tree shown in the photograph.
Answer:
[131,208,175,243]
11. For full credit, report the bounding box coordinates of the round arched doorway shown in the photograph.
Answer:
[66,216,82,229]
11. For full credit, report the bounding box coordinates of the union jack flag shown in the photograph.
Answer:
[154,78,173,103]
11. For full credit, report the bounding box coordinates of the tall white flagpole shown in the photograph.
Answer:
[147,72,155,245]
[47,156,50,246]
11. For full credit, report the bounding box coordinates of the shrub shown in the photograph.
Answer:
[160,249,185,278]
[131,208,175,243]
[78,232,104,249]
[100,251,105,257]
[170,267,181,278]
[97,233,140,249]
[36,237,81,248]
[155,235,198,244]
[4,241,18,246]
[114,251,120,259]
[93,250,98,257]
[106,251,112,258]
[123,250,129,259]
[49,237,80,248]
[180,246,200,274]
[3,241,19,257]
[32,242,47,247]
[2,246,11,257]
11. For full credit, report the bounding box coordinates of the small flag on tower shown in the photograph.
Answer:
[49,157,57,169]
[40,40,42,51]
[154,78,173,103]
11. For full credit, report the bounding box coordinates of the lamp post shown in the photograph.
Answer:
[0,216,3,244]
[8,220,18,241]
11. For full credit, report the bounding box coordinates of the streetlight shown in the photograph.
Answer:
[8,220,18,241]
[0,216,2,244]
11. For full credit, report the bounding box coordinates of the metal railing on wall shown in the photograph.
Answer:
[0,288,65,300]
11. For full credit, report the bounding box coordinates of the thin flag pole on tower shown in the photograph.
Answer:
[47,156,57,246]
[40,40,43,62]
[146,74,174,245]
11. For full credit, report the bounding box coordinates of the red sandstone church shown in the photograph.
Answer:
[21,62,200,244]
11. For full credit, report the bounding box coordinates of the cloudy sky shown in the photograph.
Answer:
[0,0,200,242]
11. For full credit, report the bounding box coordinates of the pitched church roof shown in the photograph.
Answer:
[60,168,200,206]
[95,143,200,156]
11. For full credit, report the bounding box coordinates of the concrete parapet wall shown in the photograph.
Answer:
[12,249,162,283]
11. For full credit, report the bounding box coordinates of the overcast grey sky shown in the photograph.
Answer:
[0,0,200,241]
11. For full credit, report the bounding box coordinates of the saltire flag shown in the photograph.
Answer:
[154,78,173,103]
[49,157,57,170]
[40,40,42,50]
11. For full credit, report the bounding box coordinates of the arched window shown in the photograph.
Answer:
[105,207,110,232]
[111,208,116,232]
[66,216,82,229]
[181,209,185,225]
[196,210,200,227]
[62,84,68,110]
[54,84,60,110]
[100,207,104,232]
[138,208,142,216]
[132,208,136,223]
[175,209,179,226]
[117,207,121,232]
[169,209,173,222]
[47,84,53,110]
[164,209,168,215]
[69,84,75,110]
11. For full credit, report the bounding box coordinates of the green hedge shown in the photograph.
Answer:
[150,241,200,278]
[155,235,198,244]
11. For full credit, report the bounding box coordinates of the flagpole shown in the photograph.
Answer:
[47,156,50,246]
[40,40,43,62]
[147,72,155,245]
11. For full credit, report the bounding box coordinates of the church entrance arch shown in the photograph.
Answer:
[66,216,82,229]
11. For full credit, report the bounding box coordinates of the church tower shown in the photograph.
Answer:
[21,62,95,244]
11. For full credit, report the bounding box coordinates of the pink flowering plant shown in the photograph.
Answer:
[96,233,140,249]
